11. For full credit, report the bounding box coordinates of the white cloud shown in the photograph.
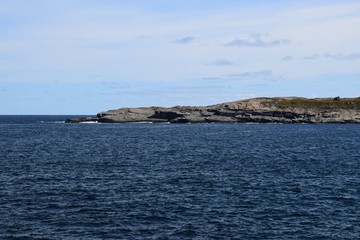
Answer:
[225,70,273,78]
[324,53,360,61]
[1,1,360,84]
[280,2,360,22]
[207,59,236,66]
[173,36,195,44]
[225,34,290,48]
[302,52,360,61]
[281,56,294,61]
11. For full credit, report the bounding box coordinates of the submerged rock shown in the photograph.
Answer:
[66,97,360,124]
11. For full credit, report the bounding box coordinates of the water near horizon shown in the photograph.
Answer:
[0,116,359,239]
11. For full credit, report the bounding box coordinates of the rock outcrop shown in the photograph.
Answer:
[65,97,360,124]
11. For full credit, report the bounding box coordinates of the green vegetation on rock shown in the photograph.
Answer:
[271,97,360,110]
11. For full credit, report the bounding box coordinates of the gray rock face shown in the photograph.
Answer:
[66,97,360,124]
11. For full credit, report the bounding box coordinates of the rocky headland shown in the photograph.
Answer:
[66,97,360,124]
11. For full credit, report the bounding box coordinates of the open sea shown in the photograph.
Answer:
[0,115,359,239]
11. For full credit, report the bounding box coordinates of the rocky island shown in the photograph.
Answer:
[66,97,360,124]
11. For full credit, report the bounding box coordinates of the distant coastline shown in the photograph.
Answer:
[66,97,360,124]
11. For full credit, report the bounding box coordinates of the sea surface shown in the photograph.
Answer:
[0,115,359,239]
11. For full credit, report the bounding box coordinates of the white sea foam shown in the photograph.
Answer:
[80,121,98,124]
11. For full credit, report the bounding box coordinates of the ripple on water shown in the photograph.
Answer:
[0,118,359,239]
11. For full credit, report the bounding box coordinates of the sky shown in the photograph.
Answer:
[1,0,360,114]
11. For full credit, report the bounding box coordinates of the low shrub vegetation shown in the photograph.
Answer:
[271,98,360,109]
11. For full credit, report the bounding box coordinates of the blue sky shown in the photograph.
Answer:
[1,0,360,114]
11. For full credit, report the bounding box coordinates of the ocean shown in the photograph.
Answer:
[0,116,359,239]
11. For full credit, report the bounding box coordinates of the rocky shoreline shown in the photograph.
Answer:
[65,97,360,124]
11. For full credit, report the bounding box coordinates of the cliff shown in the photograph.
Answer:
[66,97,360,124]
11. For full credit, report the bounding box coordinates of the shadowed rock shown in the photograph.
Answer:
[65,117,98,123]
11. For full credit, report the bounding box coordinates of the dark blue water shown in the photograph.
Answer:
[0,116,359,239]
